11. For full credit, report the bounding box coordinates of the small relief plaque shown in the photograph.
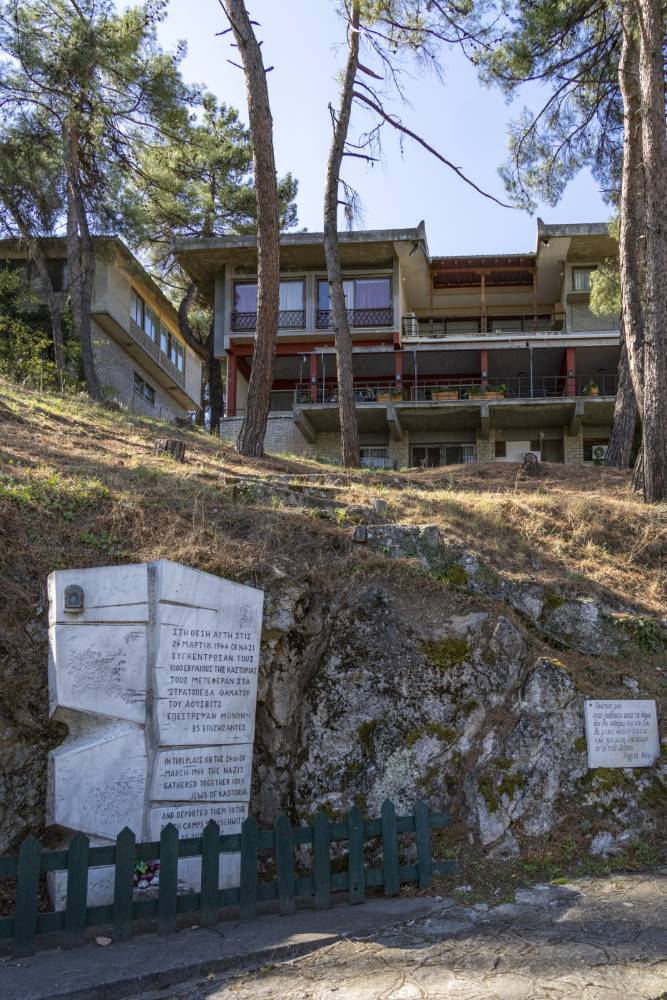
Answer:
[584,699,660,768]
[150,744,253,802]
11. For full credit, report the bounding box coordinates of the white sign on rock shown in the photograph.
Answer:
[47,560,263,907]
[584,699,660,768]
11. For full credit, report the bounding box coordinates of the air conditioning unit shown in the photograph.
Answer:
[591,444,608,462]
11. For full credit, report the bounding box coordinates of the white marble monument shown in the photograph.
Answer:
[47,560,263,907]
[584,699,660,768]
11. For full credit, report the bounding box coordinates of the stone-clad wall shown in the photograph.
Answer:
[476,429,496,463]
[92,320,187,422]
[564,426,584,465]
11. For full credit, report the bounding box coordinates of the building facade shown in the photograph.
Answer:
[1,238,203,421]
[175,219,620,467]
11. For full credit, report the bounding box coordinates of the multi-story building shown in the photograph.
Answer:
[174,218,619,467]
[1,237,203,421]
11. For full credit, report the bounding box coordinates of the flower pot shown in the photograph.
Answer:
[432,390,459,401]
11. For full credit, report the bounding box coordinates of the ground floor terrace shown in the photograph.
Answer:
[222,342,620,468]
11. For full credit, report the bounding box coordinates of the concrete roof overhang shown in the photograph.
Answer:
[174,224,428,301]
[430,254,536,289]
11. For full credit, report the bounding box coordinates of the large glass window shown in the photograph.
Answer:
[232,280,305,329]
[234,282,257,313]
[573,267,596,292]
[131,291,144,326]
[317,276,392,327]
[144,306,158,342]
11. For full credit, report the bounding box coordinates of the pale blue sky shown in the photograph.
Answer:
[158,0,611,255]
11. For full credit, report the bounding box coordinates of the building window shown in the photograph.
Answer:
[360,446,390,469]
[411,443,475,467]
[232,280,306,330]
[495,440,506,458]
[131,290,144,326]
[317,276,392,328]
[160,324,169,355]
[159,325,185,372]
[144,305,158,342]
[573,267,596,292]
[133,371,155,406]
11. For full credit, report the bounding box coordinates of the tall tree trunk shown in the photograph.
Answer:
[323,1,361,468]
[605,329,636,467]
[618,5,647,491]
[223,0,279,458]
[63,123,102,401]
[208,326,225,435]
[633,0,667,502]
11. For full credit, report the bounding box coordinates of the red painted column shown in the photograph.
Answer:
[310,352,318,402]
[394,349,403,384]
[480,348,489,390]
[227,352,237,417]
[566,347,576,397]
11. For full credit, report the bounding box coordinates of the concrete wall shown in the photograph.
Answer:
[92,320,187,421]
[92,252,202,409]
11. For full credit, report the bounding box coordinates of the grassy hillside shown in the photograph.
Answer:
[0,378,665,900]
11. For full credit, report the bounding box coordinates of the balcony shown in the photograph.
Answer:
[402,316,559,339]
[129,319,185,388]
[231,309,306,332]
[294,373,618,405]
[316,307,393,329]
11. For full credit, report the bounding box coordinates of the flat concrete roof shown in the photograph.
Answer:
[536,219,611,238]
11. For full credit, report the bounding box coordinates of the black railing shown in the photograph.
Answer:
[231,309,306,332]
[295,373,618,405]
[316,307,393,329]
[402,315,559,339]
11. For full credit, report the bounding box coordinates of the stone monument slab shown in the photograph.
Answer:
[47,559,263,907]
[584,699,660,768]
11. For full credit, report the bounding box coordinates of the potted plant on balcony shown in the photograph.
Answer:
[484,383,507,399]
[432,385,459,401]
[583,379,600,396]
[377,386,404,403]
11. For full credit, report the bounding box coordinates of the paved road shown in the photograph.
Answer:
[141,872,667,1000]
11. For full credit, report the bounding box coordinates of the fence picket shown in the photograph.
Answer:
[239,815,258,921]
[414,800,433,888]
[4,800,450,950]
[381,800,400,896]
[64,832,90,947]
[158,824,179,935]
[347,805,365,904]
[112,827,135,942]
[275,814,296,915]
[13,835,41,958]
[313,811,330,910]
[200,820,220,926]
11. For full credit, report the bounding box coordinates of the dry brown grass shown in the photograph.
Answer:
[1,378,665,618]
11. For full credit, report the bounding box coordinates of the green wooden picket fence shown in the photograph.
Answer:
[0,800,454,958]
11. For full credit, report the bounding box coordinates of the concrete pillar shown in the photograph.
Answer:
[476,427,495,462]
[388,435,410,469]
[563,425,584,465]
[227,352,237,417]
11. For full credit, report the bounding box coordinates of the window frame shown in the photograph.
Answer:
[572,266,596,292]
[316,274,393,328]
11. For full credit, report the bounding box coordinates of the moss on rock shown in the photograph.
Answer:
[422,637,470,670]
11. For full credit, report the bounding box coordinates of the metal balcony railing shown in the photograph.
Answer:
[294,373,618,405]
[401,316,560,339]
[231,309,306,332]
[316,307,393,329]
[129,319,185,388]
